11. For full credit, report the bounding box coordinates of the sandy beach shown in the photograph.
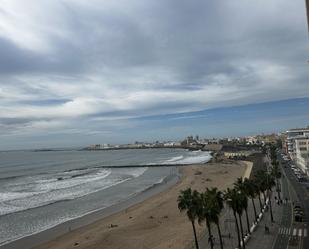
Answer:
[32,159,249,249]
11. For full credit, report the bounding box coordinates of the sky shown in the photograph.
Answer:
[0,0,309,150]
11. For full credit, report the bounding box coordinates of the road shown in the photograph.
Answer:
[271,161,293,249]
[272,152,308,249]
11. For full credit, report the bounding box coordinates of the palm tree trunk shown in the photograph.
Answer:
[277,189,281,201]
[191,220,199,249]
[268,194,274,222]
[216,222,224,249]
[262,191,267,206]
[276,179,281,200]
[206,219,214,249]
[244,208,251,235]
[238,213,246,249]
[233,210,241,249]
[251,197,257,222]
[258,195,263,213]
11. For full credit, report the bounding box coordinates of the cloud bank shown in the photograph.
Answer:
[0,0,309,148]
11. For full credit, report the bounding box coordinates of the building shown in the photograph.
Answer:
[245,136,260,145]
[224,151,253,158]
[294,137,309,175]
[297,154,309,176]
[286,127,309,160]
[279,133,288,153]
[256,133,278,144]
[285,127,309,176]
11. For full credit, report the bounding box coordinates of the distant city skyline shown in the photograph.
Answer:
[0,0,309,150]
[1,97,309,150]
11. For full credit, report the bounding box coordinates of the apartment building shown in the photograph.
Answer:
[294,137,309,175]
[286,127,309,160]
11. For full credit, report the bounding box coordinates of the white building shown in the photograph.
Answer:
[294,137,309,175]
[286,127,309,160]
[246,136,259,145]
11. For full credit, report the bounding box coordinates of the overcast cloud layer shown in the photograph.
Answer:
[0,0,309,149]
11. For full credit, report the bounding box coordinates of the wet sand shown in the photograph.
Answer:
[32,160,249,249]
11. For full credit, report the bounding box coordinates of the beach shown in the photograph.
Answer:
[31,159,249,249]
[0,148,212,247]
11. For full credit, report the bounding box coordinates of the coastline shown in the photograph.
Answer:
[0,168,181,249]
[2,159,250,249]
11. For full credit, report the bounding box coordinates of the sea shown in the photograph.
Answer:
[0,148,211,246]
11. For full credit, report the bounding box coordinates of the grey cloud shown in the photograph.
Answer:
[0,0,309,148]
[0,36,85,75]
[0,118,31,126]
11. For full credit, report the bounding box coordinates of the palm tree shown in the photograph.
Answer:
[255,170,268,206]
[271,162,282,201]
[253,178,264,213]
[244,178,258,222]
[269,144,277,161]
[178,188,200,249]
[224,188,241,249]
[261,145,267,155]
[208,188,224,249]
[269,144,281,201]
[255,170,275,222]
[235,191,247,249]
[198,191,214,249]
[234,178,251,235]
[264,172,276,222]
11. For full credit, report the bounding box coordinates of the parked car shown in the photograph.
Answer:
[294,204,304,222]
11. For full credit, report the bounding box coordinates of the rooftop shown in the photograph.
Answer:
[294,136,309,140]
[286,127,309,133]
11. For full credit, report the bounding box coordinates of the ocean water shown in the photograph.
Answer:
[0,148,211,246]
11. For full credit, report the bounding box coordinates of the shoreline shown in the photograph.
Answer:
[2,159,250,249]
[0,167,181,249]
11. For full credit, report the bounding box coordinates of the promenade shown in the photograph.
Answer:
[191,153,308,249]
[190,155,286,249]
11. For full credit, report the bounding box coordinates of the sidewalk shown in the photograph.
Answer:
[246,155,286,249]
[198,155,283,249]
[186,156,284,249]
[246,193,283,249]
[189,192,283,249]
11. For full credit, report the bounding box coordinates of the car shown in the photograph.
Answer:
[294,213,303,222]
[293,204,304,222]
[295,210,304,217]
